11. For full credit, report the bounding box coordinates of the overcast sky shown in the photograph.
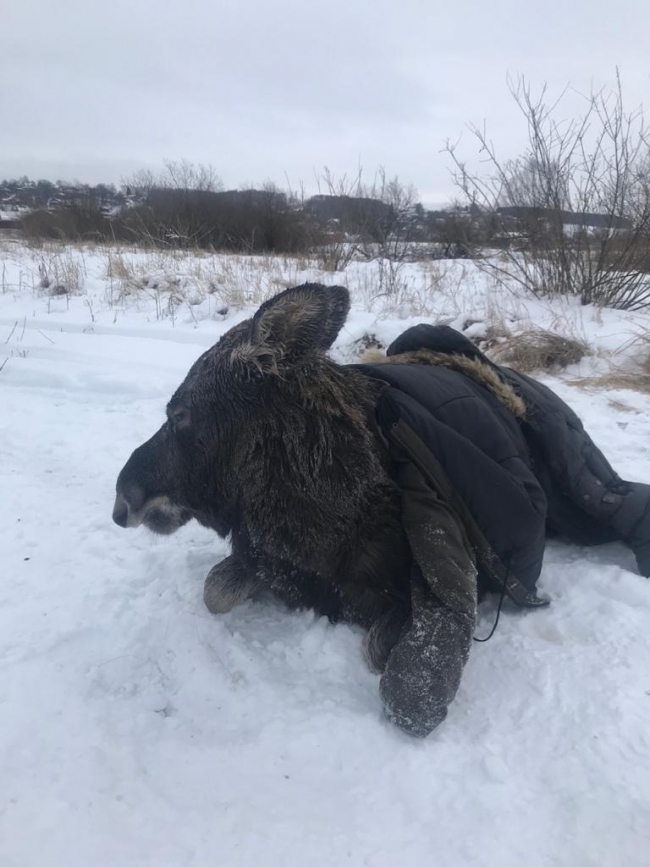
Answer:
[2,0,648,204]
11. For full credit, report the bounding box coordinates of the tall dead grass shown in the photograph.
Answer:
[101,247,318,314]
[37,248,85,295]
[571,331,650,395]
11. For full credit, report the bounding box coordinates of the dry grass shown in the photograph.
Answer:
[490,328,591,373]
[357,260,465,318]
[571,352,650,396]
[607,398,637,413]
[187,253,312,307]
[37,248,85,295]
[100,247,316,315]
[478,321,513,352]
[105,252,142,300]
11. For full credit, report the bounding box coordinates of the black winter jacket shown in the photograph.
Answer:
[353,325,650,737]
[358,324,650,594]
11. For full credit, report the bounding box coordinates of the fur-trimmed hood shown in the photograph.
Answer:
[359,346,527,418]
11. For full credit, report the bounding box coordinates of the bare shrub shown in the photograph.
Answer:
[314,242,357,272]
[307,168,366,271]
[20,181,124,245]
[18,162,313,255]
[374,258,410,299]
[446,73,650,310]
[15,161,426,264]
[364,168,421,264]
[308,166,423,278]
[22,207,111,245]
[490,329,591,373]
[122,169,312,254]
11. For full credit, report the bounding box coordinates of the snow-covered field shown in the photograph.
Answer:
[1,241,650,867]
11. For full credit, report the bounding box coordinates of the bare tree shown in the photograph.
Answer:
[446,73,650,310]
[363,166,420,261]
[162,160,223,193]
[315,165,365,199]
[124,161,223,196]
[118,162,225,248]
[308,165,422,282]
[307,165,366,270]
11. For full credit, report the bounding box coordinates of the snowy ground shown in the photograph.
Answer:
[1,241,650,867]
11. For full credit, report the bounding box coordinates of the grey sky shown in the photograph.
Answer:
[2,0,648,203]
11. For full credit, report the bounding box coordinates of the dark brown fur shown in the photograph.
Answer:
[113,284,411,644]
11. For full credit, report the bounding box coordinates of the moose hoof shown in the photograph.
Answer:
[363,606,409,674]
[203,556,260,614]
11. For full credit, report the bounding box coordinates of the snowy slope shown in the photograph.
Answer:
[1,244,650,867]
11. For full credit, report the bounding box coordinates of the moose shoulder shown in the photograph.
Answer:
[114,283,650,738]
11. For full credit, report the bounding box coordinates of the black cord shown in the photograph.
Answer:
[473,566,509,643]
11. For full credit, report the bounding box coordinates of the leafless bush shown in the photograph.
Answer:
[374,257,410,298]
[22,205,115,246]
[126,160,223,196]
[309,166,423,277]
[490,329,591,373]
[446,73,650,310]
[121,182,311,254]
[17,159,427,264]
[363,167,421,264]
[19,162,313,255]
[313,243,356,272]
[307,167,366,270]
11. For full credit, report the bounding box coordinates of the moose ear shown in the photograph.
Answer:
[250,283,350,363]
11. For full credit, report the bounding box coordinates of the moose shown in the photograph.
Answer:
[114,283,650,737]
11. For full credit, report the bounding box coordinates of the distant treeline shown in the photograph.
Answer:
[0,172,475,257]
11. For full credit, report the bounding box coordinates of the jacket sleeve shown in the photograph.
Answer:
[379,449,478,737]
[504,368,650,575]
[379,387,548,596]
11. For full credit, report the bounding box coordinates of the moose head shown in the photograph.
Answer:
[112,283,400,587]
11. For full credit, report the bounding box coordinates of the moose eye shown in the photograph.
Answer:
[168,405,190,429]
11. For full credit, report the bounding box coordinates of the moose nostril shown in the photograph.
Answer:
[112,500,129,528]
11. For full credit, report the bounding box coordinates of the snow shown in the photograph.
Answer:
[1,242,650,866]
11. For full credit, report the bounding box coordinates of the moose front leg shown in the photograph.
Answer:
[363,605,410,674]
[203,555,262,614]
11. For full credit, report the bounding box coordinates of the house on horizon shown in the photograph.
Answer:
[496,206,633,235]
